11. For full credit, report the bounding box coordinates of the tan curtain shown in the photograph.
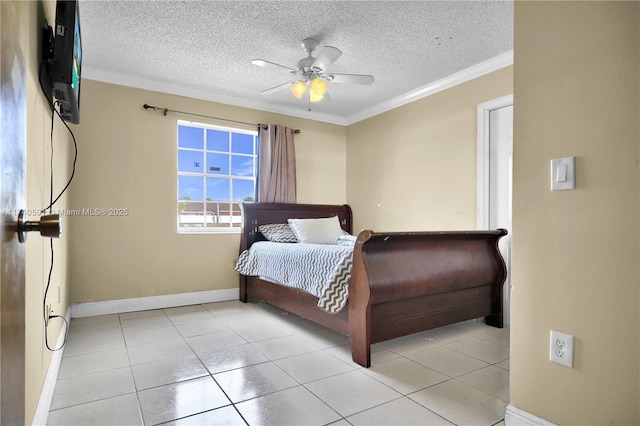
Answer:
[258,124,296,203]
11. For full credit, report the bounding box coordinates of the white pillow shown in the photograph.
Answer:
[287,216,344,244]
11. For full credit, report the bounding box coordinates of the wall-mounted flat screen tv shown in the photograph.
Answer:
[52,0,82,124]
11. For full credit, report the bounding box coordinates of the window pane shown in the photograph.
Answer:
[207,129,229,152]
[205,202,231,227]
[206,153,229,175]
[232,179,255,202]
[232,133,254,154]
[178,201,205,227]
[178,176,204,201]
[230,203,243,226]
[231,155,254,176]
[205,213,218,226]
[204,203,218,227]
[178,126,203,149]
[178,149,204,173]
[206,177,230,202]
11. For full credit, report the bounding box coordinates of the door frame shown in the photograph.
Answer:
[476,94,513,229]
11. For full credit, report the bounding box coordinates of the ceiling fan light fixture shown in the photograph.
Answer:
[309,90,324,103]
[290,81,307,99]
[310,78,328,96]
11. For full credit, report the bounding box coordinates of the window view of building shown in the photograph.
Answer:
[177,121,257,232]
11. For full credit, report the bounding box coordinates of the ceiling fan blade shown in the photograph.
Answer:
[260,81,293,95]
[311,46,342,72]
[329,73,375,85]
[252,59,295,72]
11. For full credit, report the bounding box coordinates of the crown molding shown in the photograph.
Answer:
[345,50,514,125]
[83,68,350,126]
[84,50,513,127]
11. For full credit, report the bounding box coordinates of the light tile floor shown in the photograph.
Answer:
[47,301,510,426]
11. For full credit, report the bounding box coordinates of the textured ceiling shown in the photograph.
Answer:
[79,1,513,125]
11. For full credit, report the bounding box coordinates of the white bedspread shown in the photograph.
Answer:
[235,241,353,313]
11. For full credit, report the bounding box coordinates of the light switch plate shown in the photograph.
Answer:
[551,156,575,191]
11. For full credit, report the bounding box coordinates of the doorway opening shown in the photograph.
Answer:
[477,95,513,327]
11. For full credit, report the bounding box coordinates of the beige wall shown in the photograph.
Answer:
[511,2,639,424]
[22,0,72,422]
[69,80,346,303]
[346,67,513,232]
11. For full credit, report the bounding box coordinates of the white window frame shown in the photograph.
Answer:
[177,120,258,234]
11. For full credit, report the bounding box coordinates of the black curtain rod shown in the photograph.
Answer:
[142,104,301,134]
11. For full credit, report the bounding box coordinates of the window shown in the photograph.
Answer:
[177,120,257,232]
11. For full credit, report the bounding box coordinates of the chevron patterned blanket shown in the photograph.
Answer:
[235,241,354,314]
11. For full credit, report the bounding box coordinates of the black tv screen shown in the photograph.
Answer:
[52,0,82,124]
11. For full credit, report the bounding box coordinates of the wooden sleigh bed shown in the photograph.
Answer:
[238,202,507,367]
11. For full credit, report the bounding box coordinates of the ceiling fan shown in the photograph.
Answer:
[252,38,375,104]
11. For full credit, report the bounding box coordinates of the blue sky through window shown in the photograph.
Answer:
[233,179,255,201]
[206,153,229,175]
[178,122,257,227]
[178,176,203,201]
[207,129,229,151]
[178,126,203,149]
[178,150,203,173]
[231,155,254,176]
[232,133,254,154]
[206,178,230,201]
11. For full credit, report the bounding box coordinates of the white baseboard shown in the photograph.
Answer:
[33,289,238,424]
[32,307,71,426]
[505,404,557,426]
[70,288,238,318]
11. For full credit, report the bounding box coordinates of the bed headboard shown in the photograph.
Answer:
[239,202,353,252]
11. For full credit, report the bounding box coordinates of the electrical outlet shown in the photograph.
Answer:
[550,330,574,368]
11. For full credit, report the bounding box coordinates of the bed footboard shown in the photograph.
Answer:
[348,229,508,367]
